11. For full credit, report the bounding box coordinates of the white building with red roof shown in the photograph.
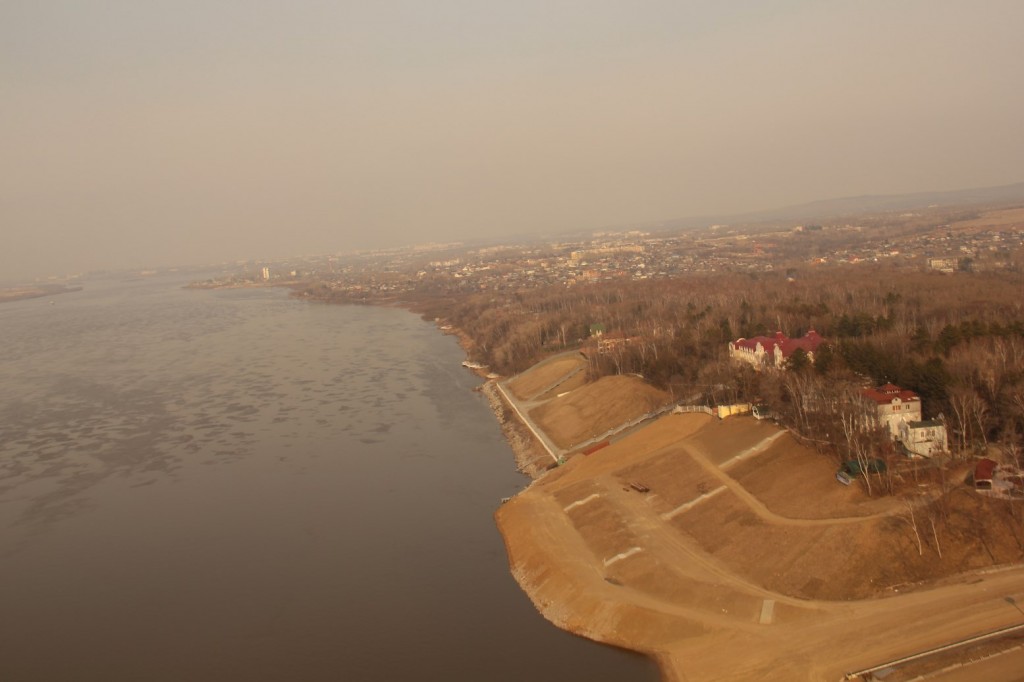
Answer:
[860,383,923,439]
[728,330,825,370]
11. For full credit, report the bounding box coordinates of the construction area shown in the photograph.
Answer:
[493,354,1024,681]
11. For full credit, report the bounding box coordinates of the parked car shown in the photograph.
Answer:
[836,458,886,484]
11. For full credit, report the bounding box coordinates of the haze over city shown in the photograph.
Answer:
[4,0,1022,280]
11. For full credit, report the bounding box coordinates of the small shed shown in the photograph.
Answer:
[974,458,998,490]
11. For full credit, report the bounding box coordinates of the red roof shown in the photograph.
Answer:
[975,458,998,482]
[778,330,824,356]
[861,384,920,405]
[732,330,825,358]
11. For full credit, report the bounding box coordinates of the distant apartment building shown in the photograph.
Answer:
[928,257,959,273]
[728,330,825,370]
[261,267,270,281]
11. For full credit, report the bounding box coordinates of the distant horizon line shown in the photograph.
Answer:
[8,178,1023,286]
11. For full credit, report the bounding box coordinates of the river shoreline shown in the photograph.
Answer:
[0,284,82,304]
[466,337,1024,682]
[278,287,1024,681]
[438,319,669,675]
[467,363,671,677]
[479,368,675,680]
[260,286,1024,680]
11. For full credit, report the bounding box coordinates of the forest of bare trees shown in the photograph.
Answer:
[433,265,1024,463]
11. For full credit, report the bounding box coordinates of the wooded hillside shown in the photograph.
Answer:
[441,265,1024,461]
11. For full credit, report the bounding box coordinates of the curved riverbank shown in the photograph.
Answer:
[486,362,1024,681]
[283,293,1024,681]
[496,492,678,678]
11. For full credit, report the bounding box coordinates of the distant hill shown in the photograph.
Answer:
[739,181,1024,223]
[647,181,1024,232]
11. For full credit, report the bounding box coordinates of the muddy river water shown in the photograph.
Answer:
[0,275,656,681]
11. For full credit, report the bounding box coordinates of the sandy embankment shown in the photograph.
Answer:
[493,412,730,681]
[487,359,1024,682]
[485,359,711,677]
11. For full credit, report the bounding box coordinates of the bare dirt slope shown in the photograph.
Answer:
[726,434,894,519]
[507,353,585,401]
[536,370,589,401]
[497,411,1024,681]
[529,374,671,450]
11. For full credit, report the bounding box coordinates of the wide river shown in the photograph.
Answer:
[0,275,656,681]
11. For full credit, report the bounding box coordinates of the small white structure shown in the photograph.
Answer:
[898,419,947,457]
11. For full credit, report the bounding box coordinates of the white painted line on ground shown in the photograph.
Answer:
[759,599,775,625]
[564,493,600,512]
[721,431,786,470]
[603,547,642,567]
[661,486,725,520]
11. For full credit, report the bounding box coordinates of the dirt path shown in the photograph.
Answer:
[503,474,1024,681]
[493,380,561,461]
[593,472,827,610]
[683,439,910,527]
[495,395,1024,681]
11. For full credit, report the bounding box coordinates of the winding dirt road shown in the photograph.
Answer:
[496,409,1024,681]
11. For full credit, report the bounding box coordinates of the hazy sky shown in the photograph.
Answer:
[3,1,1022,279]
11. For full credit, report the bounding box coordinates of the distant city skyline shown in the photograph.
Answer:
[4,1,1023,281]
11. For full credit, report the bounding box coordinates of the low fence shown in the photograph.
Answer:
[674,405,714,416]
[673,403,752,419]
